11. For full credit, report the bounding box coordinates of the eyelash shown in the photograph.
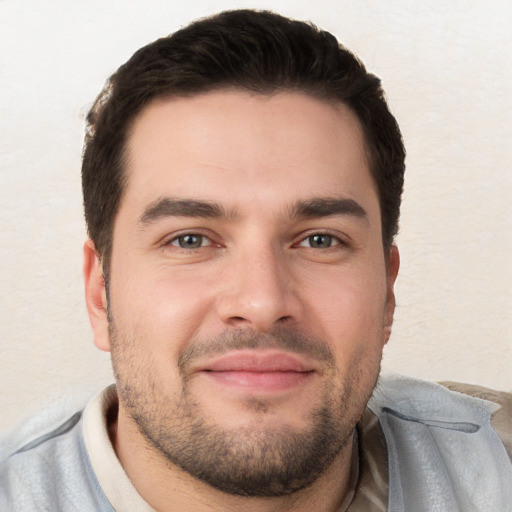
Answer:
[165,232,214,250]
[162,230,347,251]
[294,229,348,251]
[296,233,342,249]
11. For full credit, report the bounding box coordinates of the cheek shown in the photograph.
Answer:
[301,269,388,376]
[110,268,218,351]
[305,268,387,330]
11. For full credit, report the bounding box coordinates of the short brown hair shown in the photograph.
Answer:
[82,9,405,275]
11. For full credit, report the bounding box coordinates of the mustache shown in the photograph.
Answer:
[178,327,335,374]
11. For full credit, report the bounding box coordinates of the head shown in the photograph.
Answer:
[82,9,404,500]
[82,9,405,279]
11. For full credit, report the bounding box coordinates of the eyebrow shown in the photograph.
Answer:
[291,197,368,222]
[138,196,368,227]
[139,198,235,226]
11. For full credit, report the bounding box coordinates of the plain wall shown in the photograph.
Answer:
[1,0,511,434]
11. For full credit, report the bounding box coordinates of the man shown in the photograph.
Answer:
[1,9,511,512]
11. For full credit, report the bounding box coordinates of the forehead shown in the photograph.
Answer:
[120,90,378,221]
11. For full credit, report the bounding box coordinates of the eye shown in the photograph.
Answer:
[299,233,341,249]
[169,234,210,249]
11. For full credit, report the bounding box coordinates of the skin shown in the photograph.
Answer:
[84,90,399,512]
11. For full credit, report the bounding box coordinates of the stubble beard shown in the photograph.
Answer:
[109,324,380,497]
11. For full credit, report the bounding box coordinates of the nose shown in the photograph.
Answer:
[215,246,302,332]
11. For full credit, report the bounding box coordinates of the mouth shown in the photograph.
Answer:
[197,350,316,393]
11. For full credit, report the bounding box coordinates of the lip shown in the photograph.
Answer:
[203,350,313,372]
[197,350,315,392]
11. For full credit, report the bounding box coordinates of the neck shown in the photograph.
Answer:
[112,407,358,512]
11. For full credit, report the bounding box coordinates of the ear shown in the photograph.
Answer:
[383,244,400,344]
[83,239,111,352]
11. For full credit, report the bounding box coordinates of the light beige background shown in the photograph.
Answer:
[1,0,511,434]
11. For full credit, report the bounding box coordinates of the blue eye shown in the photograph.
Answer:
[172,234,206,249]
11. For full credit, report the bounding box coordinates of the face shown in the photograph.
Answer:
[85,90,399,496]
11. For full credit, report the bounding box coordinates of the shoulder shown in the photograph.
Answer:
[439,380,512,411]
[368,374,512,509]
[440,381,512,460]
[371,373,510,417]
[1,410,112,511]
[369,374,512,459]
